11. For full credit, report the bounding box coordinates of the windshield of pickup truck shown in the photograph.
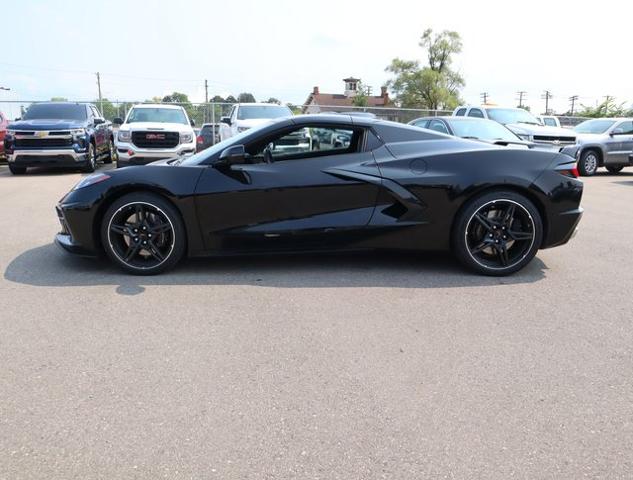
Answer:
[450,118,520,142]
[485,108,540,125]
[23,103,87,121]
[237,105,292,120]
[574,119,616,134]
[126,107,188,124]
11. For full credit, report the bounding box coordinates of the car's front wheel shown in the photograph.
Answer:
[9,164,27,175]
[103,138,116,164]
[453,191,543,276]
[83,143,96,173]
[100,193,186,275]
[606,165,623,174]
[578,150,599,176]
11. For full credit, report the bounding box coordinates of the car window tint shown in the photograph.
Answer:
[616,121,633,134]
[455,108,466,116]
[468,109,484,118]
[412,120,429,128]
[429,120,449,134]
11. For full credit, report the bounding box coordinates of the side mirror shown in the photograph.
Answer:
[217,144,246,166]
[112,117,124,125]
[611,128,624,136]
[221,116,231,125]
[93,118,105,125]
[190,119,196,127]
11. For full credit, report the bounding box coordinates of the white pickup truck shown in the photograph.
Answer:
[114,104,196,167]
[219,103,293,141]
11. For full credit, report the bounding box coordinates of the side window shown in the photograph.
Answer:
[468,109,484,118]
[615,121,633,134]
[412,120,429,128]
[90,106,101,119]
[249,126,361,162]
[455,108,467,117]
[231,107,238,120]
[429,120,449,134]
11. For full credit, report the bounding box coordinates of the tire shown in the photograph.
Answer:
[103,138,115,164]
[578,149,599,176]
[100,192,186,275]
[83,142,97,173]
[9,164,27,175]
[606,165,623,174]
[452,191,543,276]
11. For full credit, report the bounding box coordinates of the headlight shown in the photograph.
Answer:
[237,126,250,133]
[118,130,131,142]
[72,173,111,190]
[70,128,86,136]
[180,132,193,143]
[516,133,531,141]
[6,129,15,136]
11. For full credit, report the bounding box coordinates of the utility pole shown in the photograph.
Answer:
[95,72,103,113]
[0,86,10,91]
[568,95,579,116]
[541,90,552,114]
[516,91,526,108]
[480,92,489,104]
[204,79,209,123]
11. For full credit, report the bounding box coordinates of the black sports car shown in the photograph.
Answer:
[55,114,583,276]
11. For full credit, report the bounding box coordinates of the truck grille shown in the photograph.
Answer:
[532,135,576,145]
[15,138,73,148]
[132,131,179,149]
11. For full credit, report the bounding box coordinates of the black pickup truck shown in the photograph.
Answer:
[4,102,115,174]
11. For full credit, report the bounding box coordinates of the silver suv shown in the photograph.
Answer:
[563,118,633,176]
[453,106,576,148]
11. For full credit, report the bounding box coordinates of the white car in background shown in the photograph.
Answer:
[114,104,196,167]
[536,115,561,128]
[219,103,293,141]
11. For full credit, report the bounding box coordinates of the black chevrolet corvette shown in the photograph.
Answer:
[55,114,583,276]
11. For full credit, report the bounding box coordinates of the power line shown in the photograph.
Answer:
[541,90,553,114]
[516,91,526,108]
[568,95,579,115]
[480,92,489,104]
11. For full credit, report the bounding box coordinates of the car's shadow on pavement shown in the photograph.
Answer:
[4,243,548,295]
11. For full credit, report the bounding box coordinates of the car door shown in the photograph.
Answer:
[89,105,106,153]
[193,123,382,252]
[614,121,633,163]
[605,121,633,164]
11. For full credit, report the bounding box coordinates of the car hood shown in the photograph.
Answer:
[8,119,86,130]
[506,123,575,137]
[234,118,276,129]
[119,122,193,133]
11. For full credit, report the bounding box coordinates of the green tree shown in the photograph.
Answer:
[351,82,369,107]
[266,97,281,104]
[577,98,627,118]
[518,105,531,112]
[237,92,256,103]
[385,28,464,110]
[160,92,196,122]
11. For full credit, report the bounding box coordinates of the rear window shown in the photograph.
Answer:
[23,103,87,121]
[468,109,484,118]
[455,108,467,117]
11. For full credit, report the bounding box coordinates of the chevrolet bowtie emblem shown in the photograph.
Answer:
[36,131,47,138]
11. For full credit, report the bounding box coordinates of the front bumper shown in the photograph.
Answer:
[55,203,98,257]
[7,148,89,167]
[116,141,195,166]
[55,233,96,257]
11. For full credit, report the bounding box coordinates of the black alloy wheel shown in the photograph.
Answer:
[83,143,96,173]
[453,191,542,275]
[100,193,186,274]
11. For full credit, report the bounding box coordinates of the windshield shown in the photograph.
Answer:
[574,119,616,134]
[449,119,520,142]
[23,103,87,121]
[485,108,540,125]
[126,107,188,124]
[237,105,292,120]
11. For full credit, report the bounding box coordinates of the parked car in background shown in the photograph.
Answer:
[219,103,292,141]
[560,118,633,176]
[4,102,114,174]
[453,106,576,148]
[196,123,220,152]
[409,116,531,148]
[0,110,9,160]
[536,115,561,128]
[114,104,196,168]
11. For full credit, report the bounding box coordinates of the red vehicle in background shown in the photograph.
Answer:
[0,111,9,159]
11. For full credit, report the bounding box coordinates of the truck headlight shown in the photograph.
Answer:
[516,134,531,141]
[180,132,193,143]
[118,130,131,143]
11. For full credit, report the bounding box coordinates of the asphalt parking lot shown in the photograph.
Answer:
[1,164,632,479]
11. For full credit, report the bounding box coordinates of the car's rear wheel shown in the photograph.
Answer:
[606,165,623,174]
[453,191,543,276]
[100,193,186,275]
[103,138,115,164]
[83,143,96,173]
[578,150,599,176]
[9,164,27,175]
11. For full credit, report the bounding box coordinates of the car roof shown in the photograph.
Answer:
[132,103,184,109]
[236,103,289,107]
[411,116,496,123]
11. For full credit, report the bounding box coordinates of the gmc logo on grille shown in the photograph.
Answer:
[146,133,165,140]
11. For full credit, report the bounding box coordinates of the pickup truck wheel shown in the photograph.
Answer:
[9,165,27,175]
[83,143,96,173]
[578,150,599,176]
[103,138,115,164]
[606,166,623,174]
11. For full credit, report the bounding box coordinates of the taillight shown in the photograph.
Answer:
[556,162,580,178]
[196,135,203,144]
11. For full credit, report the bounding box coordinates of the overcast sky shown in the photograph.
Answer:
[1,0,631,117]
